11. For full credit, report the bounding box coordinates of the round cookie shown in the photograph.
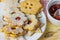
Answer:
[20,0,42,15]
[24,15,39,31]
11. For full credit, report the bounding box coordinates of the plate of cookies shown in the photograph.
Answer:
[0,0,46,40]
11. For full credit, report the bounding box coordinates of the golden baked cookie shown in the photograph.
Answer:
[20,0,42,15]
[3,25,25,37]
[4,33,10,37]
[36,28,42,33]
[3,26,11,34]
[27,30,35,36]
[0,0,1,2]
[3,15,11,23]
[3,11,27,26]
[10,34,17,38]
[27,28,42,36]
[24,15,39,31]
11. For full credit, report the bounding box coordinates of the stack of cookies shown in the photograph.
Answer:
[0,0,43,40]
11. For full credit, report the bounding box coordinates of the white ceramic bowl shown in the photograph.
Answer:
[46,0,60,26]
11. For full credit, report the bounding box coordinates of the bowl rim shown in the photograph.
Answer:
[46,0,60,22]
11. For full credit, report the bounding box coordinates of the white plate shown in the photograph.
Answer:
[0,2,46,40]
[24,11,46,40]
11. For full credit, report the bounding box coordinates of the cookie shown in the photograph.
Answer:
[10,34,17,38]
[3,25,11,33]
[27,30,35,36]
[20,0,42,15]
[3,11,27,26]
[0,15,8,32]
[11,27,24,35]
[24,15,39,31]
[10,12,27,26]
[3,24,25,37]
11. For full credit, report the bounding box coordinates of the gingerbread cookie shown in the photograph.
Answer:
[20,0,42,15]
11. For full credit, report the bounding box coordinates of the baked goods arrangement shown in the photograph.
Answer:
[0,0,43,40]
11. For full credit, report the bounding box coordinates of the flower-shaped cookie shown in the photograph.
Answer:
[3,11,27,26]
[3,25,25,37]
[20,0,42,15]
[24,15,39,31]
[10,12,27,26]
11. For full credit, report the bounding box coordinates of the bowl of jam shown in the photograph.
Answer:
[46,0,60,26]
[49,4,60,20]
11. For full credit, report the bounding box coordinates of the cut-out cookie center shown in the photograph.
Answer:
[15,16,21,21]
[26,3,33,6]
[25,7,27,9]
[29,7,32,9]
[27,20,31,24]
[26,3,29,5]
[30,4,33,6]
[25,3,33,9]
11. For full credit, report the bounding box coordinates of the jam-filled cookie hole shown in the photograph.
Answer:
[27,20,31,24]
[15,16,21,21]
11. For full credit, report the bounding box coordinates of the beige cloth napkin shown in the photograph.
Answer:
[38,21,60,40]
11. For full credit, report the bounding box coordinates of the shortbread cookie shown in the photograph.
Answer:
[20,0,42,15]
[3,12,27,26]
[24,15,39,31]
[10,34,17,38]
[27,28,42,36]
[3,25,25,37]
[27,30,35,36]
[3,25,24,34]
[10,12,27,26]
[3,25,12,34]
[11,27,24,35]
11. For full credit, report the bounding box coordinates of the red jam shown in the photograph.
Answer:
[49,4,60,20]
[15,17,21,21]
[27,20,31,24]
